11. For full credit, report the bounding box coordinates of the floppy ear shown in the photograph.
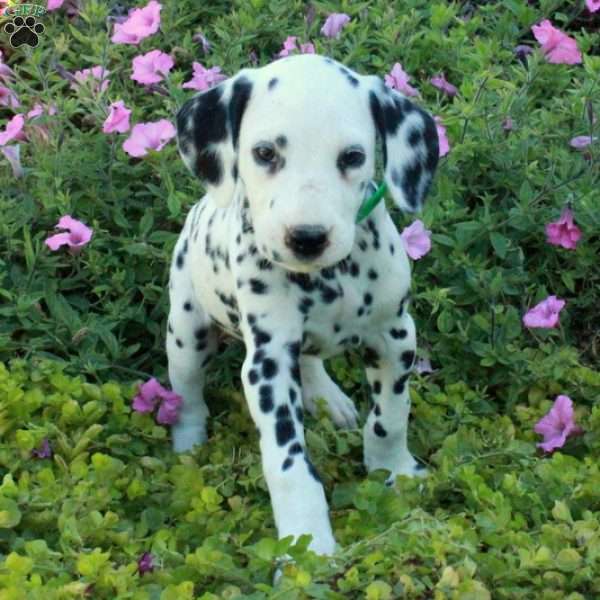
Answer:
[176,73,253,207]
[367,79,439,212]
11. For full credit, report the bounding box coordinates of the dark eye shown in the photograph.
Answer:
[338,147,366,170]
[253,143,277,165]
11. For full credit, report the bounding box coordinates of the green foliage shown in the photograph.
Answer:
[0,0,599,597]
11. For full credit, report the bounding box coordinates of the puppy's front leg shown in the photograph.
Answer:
[240,312,335,555]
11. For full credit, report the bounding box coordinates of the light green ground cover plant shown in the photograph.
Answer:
[0,0,599,597]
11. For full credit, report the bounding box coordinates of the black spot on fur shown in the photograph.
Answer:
[247,313,256,325]
[408,126,422,147]
[183,301,193,312]
[195,341,206,352]
[299,297,314,315]
[249,278,267,294]
[268,77,278,90]
[364,293,373,306]
[167,322,173,334]
[350,262,360,277]
[401,350,415,370]
[321,267,335,279]
[176,338,183,348]
[253,348,266,364]
[374,403,381,416]
[282,457,293,470]
[373,380,382,394]
[333,323,341,333]
[389,243,395,255]
[363,347,380,368]
[374,422,387,437]
[262,358,278,379]
[276,418,296,446]
[176,252,184,269]
[252,325,271,347]
[320,285,338,304]
[287,272,315,293]
[289,442,303,455]
[358,239,368,252]
[393,374,410,394]
[390,328,407,339]
[296,406,304,423]
[259,385,274,412]
[367,268,378,280]
[249,369,259,384]
[229,78,253,148]
[289,387,297,404]
[275,135,287,148]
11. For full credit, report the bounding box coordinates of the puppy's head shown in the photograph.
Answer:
[177,55,439,272]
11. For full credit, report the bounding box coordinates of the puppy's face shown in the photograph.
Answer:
[177,55,439,273]
[237,59,375,272]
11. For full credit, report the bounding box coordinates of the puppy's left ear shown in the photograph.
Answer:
[366,79,439,212]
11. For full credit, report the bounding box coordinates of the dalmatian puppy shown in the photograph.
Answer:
[168,54,438,555]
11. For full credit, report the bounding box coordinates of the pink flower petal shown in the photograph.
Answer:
[522,295,566,329]
[0,85,19,108]
[122,120,176,157]
[182,63,226,91]
[45,215,93,251]
[434,116,450,157]
[1,144,23,178]
[103,100,132,134]
[278,36,298,58]
[534,395,582,453]
[545,207,582,250]
[111,0,162,45]
[430,73,457,97]
[401,220,432,260]
[47,0,64,9]
[586,0,600,12]
[320,13,350,38]
[531,20,582,65]
[71,66,110,94]
[0,114,25,146]
[131,50,174,85]
[384,63,420,98]
[156,393,182,425]
[569,135,596,149]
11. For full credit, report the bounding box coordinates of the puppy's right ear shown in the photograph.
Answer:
[176,73,253,207]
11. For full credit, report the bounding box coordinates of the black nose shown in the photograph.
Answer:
[285,225,330,259]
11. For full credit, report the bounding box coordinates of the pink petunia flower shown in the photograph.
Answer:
[586,0,600,13]
[531,20,582,65]
[71,66,110,94]
[137,552,155,575]
[300,42,315,54]
[534,395,582,453]
[430,73,457,97]
[502,117,514,131]
[47,0,64,9]
[131,50,174,85]
[401,220,432,260]
[0,114,25,146]
[384,63,420,97]
[102,100,132,134]
[1,145,23,178]
[569,135,597,149]
[132,378,182,425]
[182,62,227,91]
[278,36,298,58]
[31,438,53,459]
[0,85,19,108]
[122,120,176,157]
[514,44,533,59]
[522,295,566,329]
[26,102,58,120]
[111,0,162,45]
[434,116,450,157]
[45,215,93,252]
[545,207,582,250]
[320,13,350,38]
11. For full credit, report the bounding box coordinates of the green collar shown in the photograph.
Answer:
[356,182,387,223]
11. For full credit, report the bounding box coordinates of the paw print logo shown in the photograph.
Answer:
[4,16,45,48]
